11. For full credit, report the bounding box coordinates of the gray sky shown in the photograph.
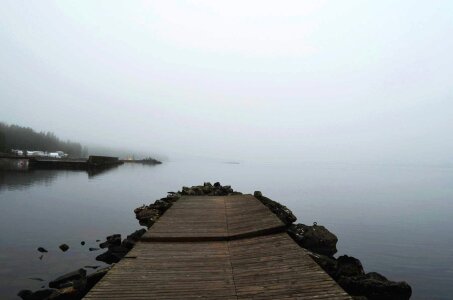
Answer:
[1,1,452,163]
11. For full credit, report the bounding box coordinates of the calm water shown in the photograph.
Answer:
[0,161,452,299]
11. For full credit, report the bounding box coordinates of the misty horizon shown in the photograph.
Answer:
[1,1,452,164]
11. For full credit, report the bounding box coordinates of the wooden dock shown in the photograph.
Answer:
[84,194,351,299]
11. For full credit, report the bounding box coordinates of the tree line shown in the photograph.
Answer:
[0,122,84,157]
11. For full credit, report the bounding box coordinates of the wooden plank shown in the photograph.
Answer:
[142,195,287,241]
[229,233,351,299]
[85,195,351,299]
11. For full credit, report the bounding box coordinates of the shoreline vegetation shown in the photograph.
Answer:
[0,123,83,157]
[0,122,162,165]
[19,183,411,300]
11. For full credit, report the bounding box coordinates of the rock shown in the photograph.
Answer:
[81,241,85,245]
[17,290,33,299]
[287,223,338,256]
[163,192,180,202]
[121,228,146,250]
[255,193,297,225]
[121,238,136,250]
[152,199,172,213]
[28,278,44,282]
[338,272,412,300]
[214,189,226,196]
[181,186,192,195]
[89,247,99,251]
[127,229,146,241]
[57,286,81,298]
[59,244,69,252]
[38,255,43,260]
[96,246,129,264]
[253,191,263,198]
[99,234,121,249]
[37,247,47,253]
[85,266,112,291]
[134,207,161,227]
[84,265,100,269]
[306,251,338,277]
[202,182,213,194]
[336,255,365,278]
[108,245,129,254]
[48,268,87,289]
[175,183,237,198]
[18,289,61,300]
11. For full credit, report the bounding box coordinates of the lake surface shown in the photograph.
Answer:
[0,161,452,299]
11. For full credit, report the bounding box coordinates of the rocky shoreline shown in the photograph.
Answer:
[254,190,412,300]
[19,183,412,300]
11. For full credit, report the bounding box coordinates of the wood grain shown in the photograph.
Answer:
[84,195,351,299]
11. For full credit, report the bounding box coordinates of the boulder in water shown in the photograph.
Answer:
[338,272,412,300]
[59,244,69,252]
[287,223,338,256]
[48,268,86,289]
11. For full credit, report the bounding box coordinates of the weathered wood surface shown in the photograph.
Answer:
[142,195,286,241]
[84,195,351,299]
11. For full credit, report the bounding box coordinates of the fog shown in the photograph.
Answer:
[1,1,452,163]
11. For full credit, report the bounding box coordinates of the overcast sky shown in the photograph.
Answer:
[1,1,452,163]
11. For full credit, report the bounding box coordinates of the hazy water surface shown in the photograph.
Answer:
[0,161,452,299]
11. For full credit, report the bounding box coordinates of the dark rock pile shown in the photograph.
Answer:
[180,182,239,196]
[308,252,412,300]
[18,267,111,300]
[287,223,338,257]
[18,229,146,300]
[19,184,412,300]
[134,193,177,227]
[133,182,239,227]
[254,191,297,225]
[254,191,412,300]
[96,229,146,264]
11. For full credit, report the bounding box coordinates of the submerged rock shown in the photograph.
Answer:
[288,223,338,257]
[59,244,69,252]
[99,234,121,249]
[37,247,47,253]
[18,289,60,300]
[96,245,129,264]
[48,268,86,289]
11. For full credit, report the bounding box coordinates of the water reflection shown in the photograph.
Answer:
[0,162,452,299]
[0,166,123,192]
[0,170,57,191]
[86,165,121,178]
